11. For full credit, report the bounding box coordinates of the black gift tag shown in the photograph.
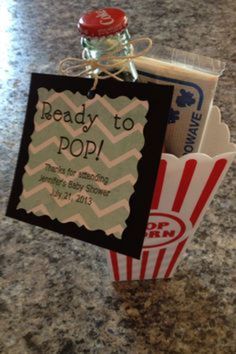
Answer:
[6,73,173,258]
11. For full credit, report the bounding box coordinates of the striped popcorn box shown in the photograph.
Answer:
[107,106,236,281]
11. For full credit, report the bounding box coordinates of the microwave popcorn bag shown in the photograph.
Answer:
[134,46,225,157]
[107,106,236,281]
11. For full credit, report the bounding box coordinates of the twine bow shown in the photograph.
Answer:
[59,37,152,92]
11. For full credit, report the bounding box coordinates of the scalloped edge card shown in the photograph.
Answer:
[6,73,173,258]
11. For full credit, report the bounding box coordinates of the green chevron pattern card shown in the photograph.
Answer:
[6,73,173,258]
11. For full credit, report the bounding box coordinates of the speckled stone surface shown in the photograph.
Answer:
[0,1,235,353]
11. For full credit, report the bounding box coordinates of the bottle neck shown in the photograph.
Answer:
[81,29,138,82]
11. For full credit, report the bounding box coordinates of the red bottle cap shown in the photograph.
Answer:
[78,8,128,38]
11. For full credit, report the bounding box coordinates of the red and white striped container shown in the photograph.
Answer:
[107,106,236,281]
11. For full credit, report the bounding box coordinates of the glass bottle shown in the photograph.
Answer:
[78,7,138,83]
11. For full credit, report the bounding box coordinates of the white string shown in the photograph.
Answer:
[59,37,152,91]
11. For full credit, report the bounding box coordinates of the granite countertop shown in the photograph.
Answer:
[0,0,235,353]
